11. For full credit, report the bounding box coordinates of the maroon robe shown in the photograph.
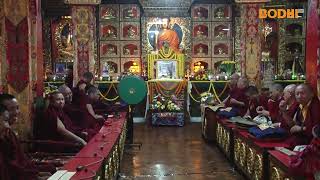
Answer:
[225,86,238,107]
[289,138,320,180]
[63,103,97,140]
[279,101,299,131]
[267,97,282,122]
[0,127,38,180]
[247,95,268,118]
[35,105,82,152]
[289,97,320,146]
[226,87,248,116]
[78,94,103,131]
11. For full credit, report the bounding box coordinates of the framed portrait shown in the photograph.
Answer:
[143,17,191,54]
[156,60,178,79]
[55,63,66,75]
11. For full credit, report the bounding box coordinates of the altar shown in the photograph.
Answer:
[146,43,187,126]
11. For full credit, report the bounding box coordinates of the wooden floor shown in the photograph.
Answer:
[119,123,244,180]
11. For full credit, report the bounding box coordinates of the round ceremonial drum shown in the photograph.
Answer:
[118,75,147,105]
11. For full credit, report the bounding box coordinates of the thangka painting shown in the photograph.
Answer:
[142,17,191,55]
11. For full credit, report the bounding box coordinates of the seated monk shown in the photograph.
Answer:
[256,83,283,122]
[72,72,95,107]
[226,77,249,116]
[0,94,54,180]
[35,92,87,152]
[58,85,97,140]
[222,73,240,104]
[289,84,320,146]
[278,84,299,131]
[289,125,320,179]
[80,86,105,130]
[244,86,268,119]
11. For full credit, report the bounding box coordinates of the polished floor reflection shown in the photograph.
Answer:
[119,123,243,180]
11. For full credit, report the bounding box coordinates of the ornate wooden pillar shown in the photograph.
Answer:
[306,0,319,93]
[3,0,43,137]
[239,4,262,86]
[65,0,100,84]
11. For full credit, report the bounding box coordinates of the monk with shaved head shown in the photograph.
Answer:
[256,83,283,122]
[35,92,87,152]
[58,84,97,139]
[227,77,249,116]
[289,83,320,146]
[278,84,299,131]
[223,73,240,104]
[0,94,55,179]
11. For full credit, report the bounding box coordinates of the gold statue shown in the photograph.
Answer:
[215,8,225,19]
[217,47,225,55]
[196,26,205,38]
[102,8,116,19]
[197,46,206,56]
[216,31,226,39]
[106,46,116,55]
[127,26,136,38]
[123,47,130,55]
[104,28,116,39]
[125,8,135,18]
[59,35,74,59]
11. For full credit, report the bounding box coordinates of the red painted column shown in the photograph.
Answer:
[306,0,319,92]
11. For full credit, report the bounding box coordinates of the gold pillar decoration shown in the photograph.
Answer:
[244,4,262,85]
[71,6,96,84]
[65,0,100,85]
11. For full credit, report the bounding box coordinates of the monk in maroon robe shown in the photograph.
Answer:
[256,83,283,122]
[80,86,105,130]
[289,84,320,146]
[226,77,249,116]
[278,84,299,131]
[0,95,54,180]
[58,85,97,140]
[289,125,320,180]
[244,86,268,118]
[65,65,73,89]
[223,73,240,105]
[35,92,86,152]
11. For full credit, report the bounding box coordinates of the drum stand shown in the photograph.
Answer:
[125,105,142,150]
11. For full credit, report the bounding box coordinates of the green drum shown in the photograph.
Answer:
[118,76,147,105]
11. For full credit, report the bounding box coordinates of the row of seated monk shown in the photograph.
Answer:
[0,72,124,179]
[222,73,319,147]
[214,73,320,179]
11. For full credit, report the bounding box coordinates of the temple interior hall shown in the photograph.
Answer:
[0,0,319,179]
